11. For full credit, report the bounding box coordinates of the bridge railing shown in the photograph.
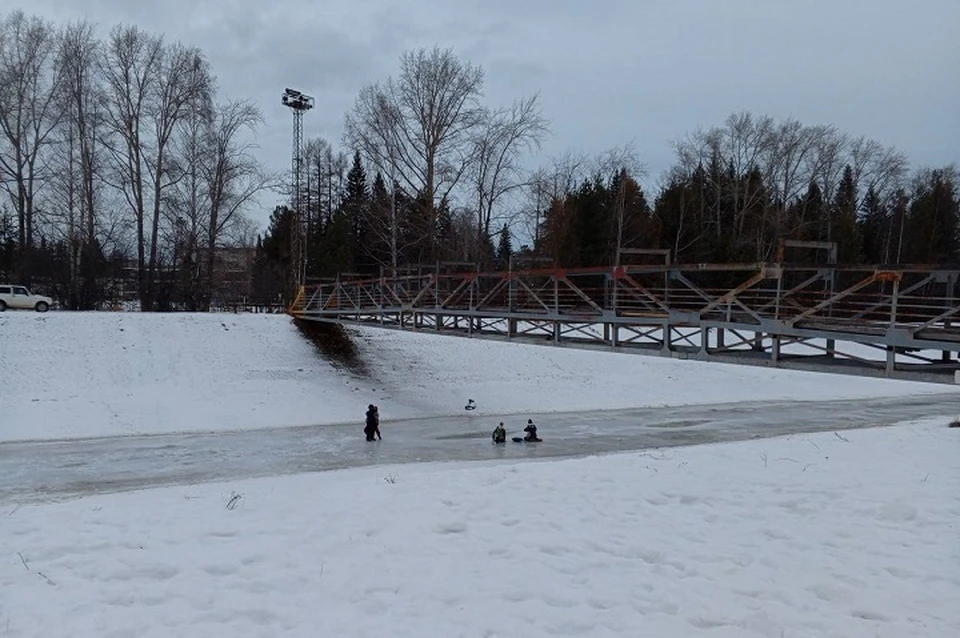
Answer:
[295,263,960,340]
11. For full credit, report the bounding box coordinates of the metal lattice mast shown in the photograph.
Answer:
[281,88,314,290]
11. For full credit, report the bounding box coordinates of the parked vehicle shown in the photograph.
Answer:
[0,285,53,312]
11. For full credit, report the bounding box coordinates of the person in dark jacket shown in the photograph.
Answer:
[523,419,541,442]
[492,422,506,444]
[364,405,381,441]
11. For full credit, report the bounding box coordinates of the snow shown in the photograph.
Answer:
[3,419,958,637]
[1,311,955,442]
[2,311,959,637]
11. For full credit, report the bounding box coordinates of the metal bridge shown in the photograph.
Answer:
[289,242,960,385]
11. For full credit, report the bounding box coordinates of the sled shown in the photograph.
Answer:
[512,437,542,443]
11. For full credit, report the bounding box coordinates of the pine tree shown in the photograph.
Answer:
[251,206,296,304]
[574,175,613,267]
[341,150,369,273]
[320,210,352,276]
[0,207,17,280]
[859,186,888,263]
[495,224,512,269]
[831,165,863,262]
[905,169,959,263]
[368,172,394,271]
[798,180,825,244]
[888,189,909,264]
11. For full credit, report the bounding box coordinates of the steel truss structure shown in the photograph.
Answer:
[281,88,314,288]
[290,244,960,385]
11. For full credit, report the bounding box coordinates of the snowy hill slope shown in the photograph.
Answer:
[1,311,955,442]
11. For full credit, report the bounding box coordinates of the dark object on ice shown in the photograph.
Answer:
[364,405,382,441]
[465,399,476,411]
[492,422,506,444]
[949,419,960,428]
[522,419,542,442]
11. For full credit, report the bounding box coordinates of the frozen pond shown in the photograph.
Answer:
[2,393,957,503]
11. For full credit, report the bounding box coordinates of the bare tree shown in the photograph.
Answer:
[99,25,162,308]
[522,150,589,250]
[345,46,485,260]
[469,94,548,258]
[166,81,214,306]
[51,20,104,304]
[0,11,64,272]
[100,26,210,309]
[594,146,645,260]
[143,43,210,308]
[201,100,273,309]
[59,21,102,242]
[849,136,908,205]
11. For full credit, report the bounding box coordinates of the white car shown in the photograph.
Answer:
[0,284,53,312]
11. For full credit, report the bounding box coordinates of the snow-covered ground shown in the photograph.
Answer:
[0,311,956,442]
[2,311,958,637]
[4,418,957,637]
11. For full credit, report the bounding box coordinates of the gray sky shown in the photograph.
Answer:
[11,0,960,229]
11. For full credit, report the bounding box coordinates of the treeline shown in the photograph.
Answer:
[3,11,956,312]
[0,11,272,310]
[538,114,958,267]
[251,48,957,305]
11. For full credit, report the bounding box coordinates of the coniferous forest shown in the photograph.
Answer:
[1,10,956,310]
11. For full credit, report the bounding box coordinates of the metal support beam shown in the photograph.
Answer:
[293,261,960,384]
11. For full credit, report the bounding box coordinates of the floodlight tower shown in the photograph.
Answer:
[281,88,314,289]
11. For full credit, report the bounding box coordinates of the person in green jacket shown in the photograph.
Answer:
[491,422,506,444]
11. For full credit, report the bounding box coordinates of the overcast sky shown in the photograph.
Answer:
[10,0,960,228]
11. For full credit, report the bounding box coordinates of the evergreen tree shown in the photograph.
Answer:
[905,169,959,263]
[0,207,17,280]
[434,198,459,263]
[367,172,393,271]
[831,165,863,262]
[495,224,512,269]
[573,175,613,267]
[859,186,888,263]
[653,172,706,264]
[320,209,352,276]
[888,189,909,264]
[342,150,369,273]
[799,180,825,244]
[251,206,295,304]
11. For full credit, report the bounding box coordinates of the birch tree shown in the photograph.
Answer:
[99,25,162,308]
[0,11,64,273]
[201,100,273,309]
[101,26,210,309]
[470,94,548,257]
[53,20,104,305]
[345,46,485,261]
